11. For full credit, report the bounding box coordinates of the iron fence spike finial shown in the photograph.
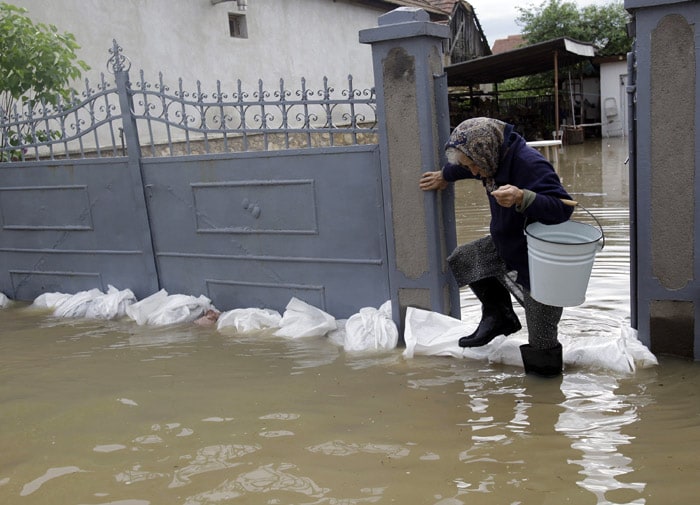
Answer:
[107,40,131,74]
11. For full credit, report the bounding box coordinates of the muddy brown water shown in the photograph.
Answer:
[1,137,699,505]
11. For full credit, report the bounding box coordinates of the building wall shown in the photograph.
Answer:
[14,0,383,91]
[600,60,628,137]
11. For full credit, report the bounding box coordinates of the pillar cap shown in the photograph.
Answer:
[359,8,449,44]
[379,7,430,25]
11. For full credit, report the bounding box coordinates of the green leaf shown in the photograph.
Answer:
[0,2,89,115]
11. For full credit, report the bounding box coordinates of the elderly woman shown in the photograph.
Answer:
[419,117,573,377]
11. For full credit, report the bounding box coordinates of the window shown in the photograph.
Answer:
[228,13,248,38]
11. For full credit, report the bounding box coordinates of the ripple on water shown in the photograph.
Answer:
[20,466,87,497]
[182,463,329,504]
[93,444,127,453]
[259,430,295,437]
[306,440,410,458]
[77,501,150,505]
[258,412,301,420]
[168,444,261,489]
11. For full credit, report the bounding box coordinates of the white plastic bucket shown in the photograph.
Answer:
[525,219,603,307]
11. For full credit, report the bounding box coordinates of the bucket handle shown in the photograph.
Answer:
[559,199,605,250]
[524,199,605,250]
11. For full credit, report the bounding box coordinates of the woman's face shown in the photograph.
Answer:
[450,148,489,178]
[463,158,487,178]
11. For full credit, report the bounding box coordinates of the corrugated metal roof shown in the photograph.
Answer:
[446,37,596,86]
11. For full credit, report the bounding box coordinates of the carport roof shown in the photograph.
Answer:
[445,37,597,86]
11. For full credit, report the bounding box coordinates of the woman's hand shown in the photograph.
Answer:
[419,171,448,191]
[491,185,524,207]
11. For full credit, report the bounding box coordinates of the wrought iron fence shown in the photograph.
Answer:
[0,41,378,162]
[0,73,124,162]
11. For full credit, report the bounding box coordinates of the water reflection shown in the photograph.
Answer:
[558,373,646,505]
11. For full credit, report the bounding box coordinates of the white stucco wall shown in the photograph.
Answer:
[600,59,628,137]
[14,0,383,93]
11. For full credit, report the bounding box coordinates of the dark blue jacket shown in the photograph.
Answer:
[443,124,573,289]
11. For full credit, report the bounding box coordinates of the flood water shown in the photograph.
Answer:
[1,136,699,505]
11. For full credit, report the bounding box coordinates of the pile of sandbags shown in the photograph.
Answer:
[216,297,398,352]
[20,287,399,353]
[403,307,658,374]
[0,287,659,370]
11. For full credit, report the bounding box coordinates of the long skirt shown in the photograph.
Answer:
[447,236,562,350]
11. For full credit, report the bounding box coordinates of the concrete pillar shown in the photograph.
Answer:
[626,0,699,360]
[360,8,459,336]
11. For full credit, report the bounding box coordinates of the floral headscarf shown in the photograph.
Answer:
[445,118,507,191]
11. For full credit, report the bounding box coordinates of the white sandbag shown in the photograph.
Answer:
[84,285,136,320]
[0,292,11,308]
[32,292,73,309]
[403,307,473,359]
[53,289,104,318]
[562,334,631,373]
[125,289,170,325]
[126,290,214,326]
[147,294,213,326]
[404,307,658,374]
[561,326,658,374]
[274,297,337,338]
[217,308,282,333]
[344,301,398,352]
[486,334,529,367]
[327,319,347,347]
[620,325,658,369]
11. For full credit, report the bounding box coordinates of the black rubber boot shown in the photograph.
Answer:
[519,343,563,377]
[458,277,521,347]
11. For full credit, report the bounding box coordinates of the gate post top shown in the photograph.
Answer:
[380,7,429,25]
[359,8,449,44]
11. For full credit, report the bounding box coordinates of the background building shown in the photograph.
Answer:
[14,0,449,91]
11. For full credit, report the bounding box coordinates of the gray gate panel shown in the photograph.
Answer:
[9,270,103,300]
[192,180,318,234]
[157,257,384,316]
[0,159,159,300]
[143,148,386,259]
[142,146,390,317]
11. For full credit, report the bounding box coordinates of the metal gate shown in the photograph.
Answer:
[141,147,389,317]
[0,158,159,301]
[0,42,389,318]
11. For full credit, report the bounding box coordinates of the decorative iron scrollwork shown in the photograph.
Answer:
[107,39,131,74]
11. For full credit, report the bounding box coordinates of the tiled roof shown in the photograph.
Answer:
[491,34,526,54]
